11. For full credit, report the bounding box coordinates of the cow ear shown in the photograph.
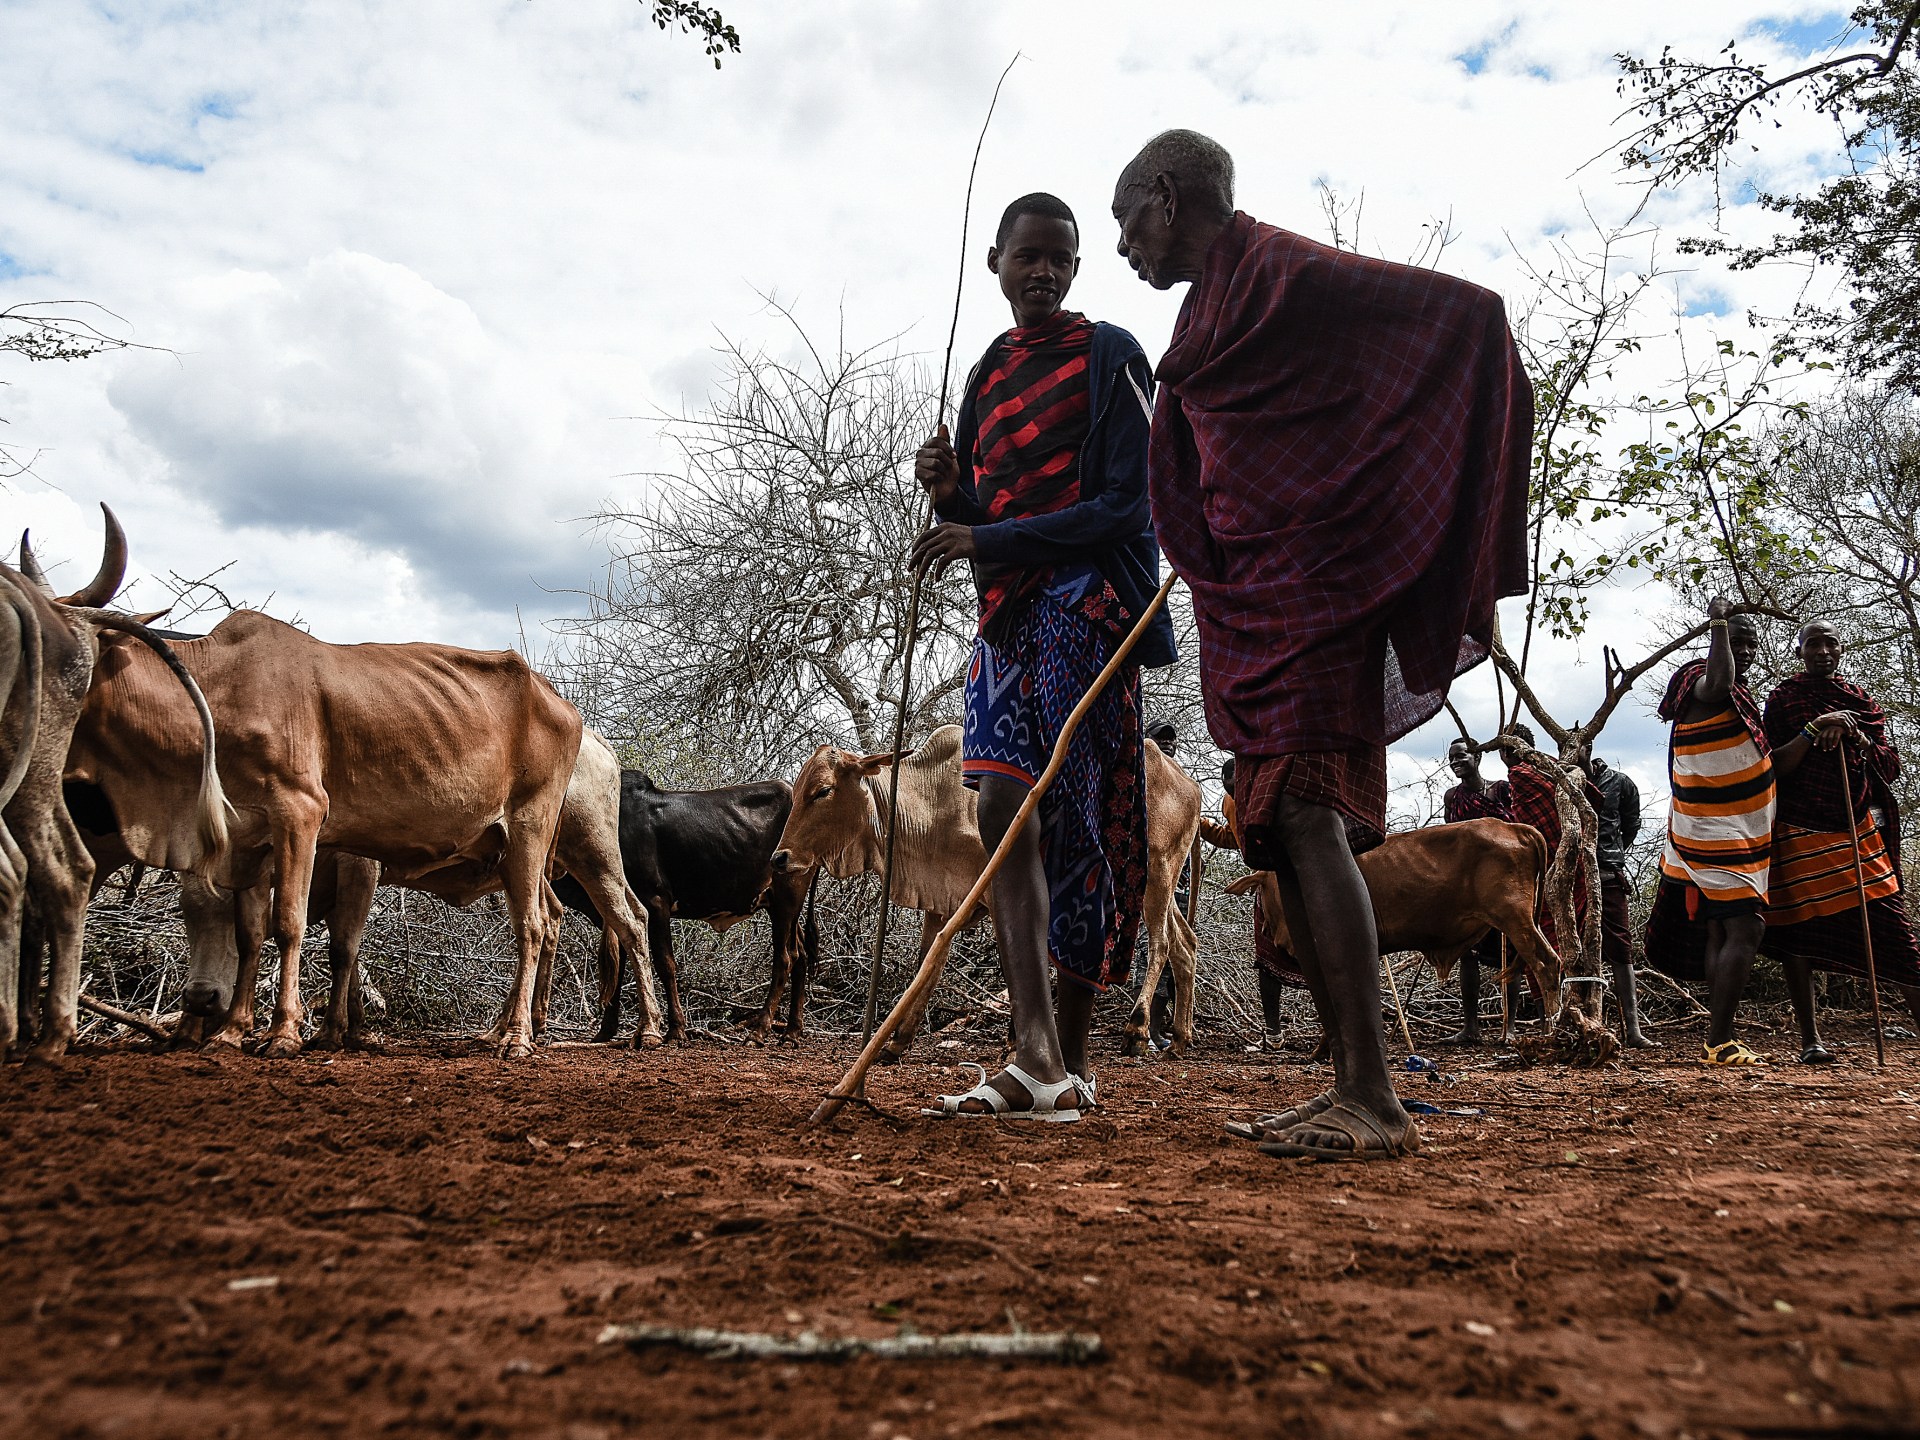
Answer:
[1222,873,1263,897]
[853,751,896,777]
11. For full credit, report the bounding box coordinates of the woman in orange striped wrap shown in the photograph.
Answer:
[1643,600,1777,1065]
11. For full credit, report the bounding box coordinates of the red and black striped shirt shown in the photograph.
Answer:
[971,310,1096,645]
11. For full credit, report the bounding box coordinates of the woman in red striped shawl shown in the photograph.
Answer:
[1113,130,1533,1160]
[1762,620,1920,1060]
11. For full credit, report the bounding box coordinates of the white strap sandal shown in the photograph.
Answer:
[924,1062,1083,1123]
[1073,1070,1097,1109]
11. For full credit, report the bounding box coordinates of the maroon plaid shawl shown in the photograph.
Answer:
[1764,671,1901,854]
[1148,212,1533,754]
[1507,760,1597,944]
[1444,779,1511,825]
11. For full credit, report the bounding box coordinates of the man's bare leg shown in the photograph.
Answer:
[1260,795,1412,1155]
[1055,979,1096,1088]
[1442,950,1482,1046]
[1703,914,1763,1049]
[1780,955,1834,1060]
[953,774,1079,1112]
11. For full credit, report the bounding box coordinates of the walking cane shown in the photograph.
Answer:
[860,54,1021,1041]
[1836,742,1888,1067]
[810,572,1177,1124]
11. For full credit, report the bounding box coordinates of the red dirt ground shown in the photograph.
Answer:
[3,1020,1918,1440]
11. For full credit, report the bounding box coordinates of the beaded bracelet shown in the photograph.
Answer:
[1802,721,1821,742]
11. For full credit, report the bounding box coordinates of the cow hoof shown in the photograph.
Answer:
[777,1028,804,1045]
[496,1039,535,1061]
[204,1029,247,1053]
[1120,1033,1147,1058]
[308,1030,344,1053]
[260,1034,305,1060]
[25,1039,71,1065]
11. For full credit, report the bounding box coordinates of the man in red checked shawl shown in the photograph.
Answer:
[1113,131,1532,1160]
[1440,735,1514,1047]
[1761,619,1920,1061]
[911,193,1176,1122]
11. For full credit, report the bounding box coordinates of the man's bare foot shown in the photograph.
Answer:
[1224,1089,1334,1142]
[1623,1030,1660,1049]
[1438,1027,1483,1048]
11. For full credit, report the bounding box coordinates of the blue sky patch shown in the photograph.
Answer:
[0,252,24,281]
[1754,11,1851,56]
[196,92,241,121]
[123,147,205,173]
[1454,21,1518,75]
[1683,287,1734,318]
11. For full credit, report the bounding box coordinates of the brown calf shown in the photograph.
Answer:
[1224,818,1564,1015]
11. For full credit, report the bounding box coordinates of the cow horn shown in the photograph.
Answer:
[59,503,128,608]
[16,532,54,595]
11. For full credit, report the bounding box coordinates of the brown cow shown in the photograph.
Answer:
[768,725,1203,1057]
[65,608,581,1058]
[3,509,226,1059]
[1223,818,1564,1016]
[152,727,654,1052]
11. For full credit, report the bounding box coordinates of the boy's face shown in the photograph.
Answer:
[989,213,1080,327]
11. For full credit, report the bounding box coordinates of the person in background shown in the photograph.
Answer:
[1576,745,1652,1047]
[1760,619,1920,1061]
[1440,736,1511,1046]
[1642,600,1776,1066]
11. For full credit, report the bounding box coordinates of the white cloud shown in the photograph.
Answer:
[0,0,1859,772]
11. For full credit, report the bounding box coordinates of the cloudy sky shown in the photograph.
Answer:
[0,1,1857,807]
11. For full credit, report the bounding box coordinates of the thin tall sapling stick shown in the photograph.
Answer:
[812,571,1178,1124]
[861,52,1022,1040]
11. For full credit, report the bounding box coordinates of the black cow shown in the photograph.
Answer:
[552,772,819,1046]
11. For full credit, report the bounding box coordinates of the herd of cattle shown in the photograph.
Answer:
[0,506,1575,1067]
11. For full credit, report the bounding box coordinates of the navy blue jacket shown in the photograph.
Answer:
[935,321,1177,670]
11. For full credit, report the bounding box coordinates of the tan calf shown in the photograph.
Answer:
[769,725,1202,1057]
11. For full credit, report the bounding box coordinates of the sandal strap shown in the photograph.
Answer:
[933,1061,1013,1115]
[1003,1063,1082,1114]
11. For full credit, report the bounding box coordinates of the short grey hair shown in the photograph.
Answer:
[1795,618,1835,650]
[1124,129,1235,220]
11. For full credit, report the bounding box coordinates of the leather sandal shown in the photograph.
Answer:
[1258,1100,1421,1162]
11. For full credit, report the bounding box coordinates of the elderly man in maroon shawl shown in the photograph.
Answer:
[1114,130,1532,1160]
[1761,620,1920,1060]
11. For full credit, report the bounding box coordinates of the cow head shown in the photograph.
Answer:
[769,743,895,878]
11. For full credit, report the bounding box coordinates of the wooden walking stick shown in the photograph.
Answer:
[860,52,1022,1041]
[1836,741,1888,1067]
[810,571,1178,1124]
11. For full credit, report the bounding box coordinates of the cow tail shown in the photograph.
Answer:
[0,575,43,812]
[67,607,232,874]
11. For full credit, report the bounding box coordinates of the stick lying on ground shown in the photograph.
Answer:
[79,993,173,1042]
[809,571,1178,1125]
[597,1322,1103,1363]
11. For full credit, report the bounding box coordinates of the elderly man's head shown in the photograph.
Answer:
[1111,129,1236,290]
[1796,619,1842,679]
